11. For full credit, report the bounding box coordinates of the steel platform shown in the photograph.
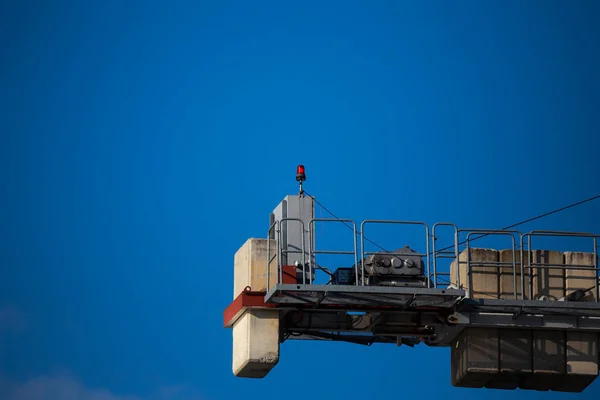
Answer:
[447,298,600,332]
[283,331,420,346]
[265,284,466,309]
[460,298,600,314]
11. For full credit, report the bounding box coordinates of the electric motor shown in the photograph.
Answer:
[358,245,428,287]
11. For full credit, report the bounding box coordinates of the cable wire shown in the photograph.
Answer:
[304,191,391,253]
[434,193,600,254]
[305,190,600,290]
[305,190,600,257]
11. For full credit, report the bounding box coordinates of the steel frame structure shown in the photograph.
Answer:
[225,218,600,348]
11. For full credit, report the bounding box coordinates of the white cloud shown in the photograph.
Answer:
[0,374,140,400]
[0,307,206,400]
[0,373,205,400]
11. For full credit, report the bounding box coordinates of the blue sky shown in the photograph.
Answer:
[2,1,600,399]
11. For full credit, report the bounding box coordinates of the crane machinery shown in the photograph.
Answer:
[224,165,600,392]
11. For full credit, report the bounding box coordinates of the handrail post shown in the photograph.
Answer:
[431,222,459,289]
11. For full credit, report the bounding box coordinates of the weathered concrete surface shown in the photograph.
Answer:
[533,330,566,375]
[496,250,533,389]
[531,250,565,301]
[451,328,500,388]
[450,248,499,299]
[234,238,278,297]
[564,332,598,378]
[562,252,599,391]
[232,238,280,378]
[520,330,566,391]
[449,248,598,392]
[499,249,529,300]
[565,251,597,302]
[232,309,280,378]
[493,329,532,389]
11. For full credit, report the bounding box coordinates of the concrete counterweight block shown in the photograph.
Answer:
[491,329,532,390]
[232,309,280,378]
[492,250,533,389]
[451,328,500,388]
[558,332,599,392]
[521,330,566,391]
[499,249,529,300]
[450,248,499,299]
[234,238,278,297]
[559,252,599,392]
[232,238,280,378]
[565,251,598,302]
[521,252,567,391]
[530,250,564,301]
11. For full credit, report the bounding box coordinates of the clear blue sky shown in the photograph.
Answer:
[2,1,600,399]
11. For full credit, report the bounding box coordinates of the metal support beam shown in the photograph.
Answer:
[266,284,465,309]
[449,311,600,332]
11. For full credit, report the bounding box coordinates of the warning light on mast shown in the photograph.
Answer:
[296,165,306,182]
[296,165,306,195]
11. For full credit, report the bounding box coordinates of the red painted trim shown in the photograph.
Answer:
[224,288,438,328]
[281,265,297,284]
[223,291,276,328]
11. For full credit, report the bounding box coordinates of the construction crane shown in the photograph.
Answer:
[224,165,600,393]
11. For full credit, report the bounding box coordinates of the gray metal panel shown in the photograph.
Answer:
[451,328,500,388]
[271,198,285,246]
[265,284,465,308]
[452,312,600,332]
[271,195,314,268]
[462,298,600,313]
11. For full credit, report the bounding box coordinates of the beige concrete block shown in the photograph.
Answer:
[531,250,564,301]
[232,239,280,378]
[232,309,280,378]
[551,332,600,392]
[483,329,533,390]
[566,332,598,375]
[532,330,566,375]
[500,329,532,374]
[499,250,530,300]
[519,330,567,391]
[450,248,499,299]
[449,255,460,289]
[234,238,278,298]
[451,328,500,388]
[565,252,597,302]
[563,252,599,388]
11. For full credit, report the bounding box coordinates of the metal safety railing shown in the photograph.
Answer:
[266,218,307,289]
[520,230,599,302]
[308,218,358,284]
[464,229,522,299]
[266,220,279,291]
[431,223,459,290]
[360,220,431,287]
[279,218,306,284]
[431,227,600,302]
[265,217,600,303]
[267,218,433,289]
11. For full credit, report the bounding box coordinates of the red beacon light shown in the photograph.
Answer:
[296,165,306,182]
[296,165,306,196]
